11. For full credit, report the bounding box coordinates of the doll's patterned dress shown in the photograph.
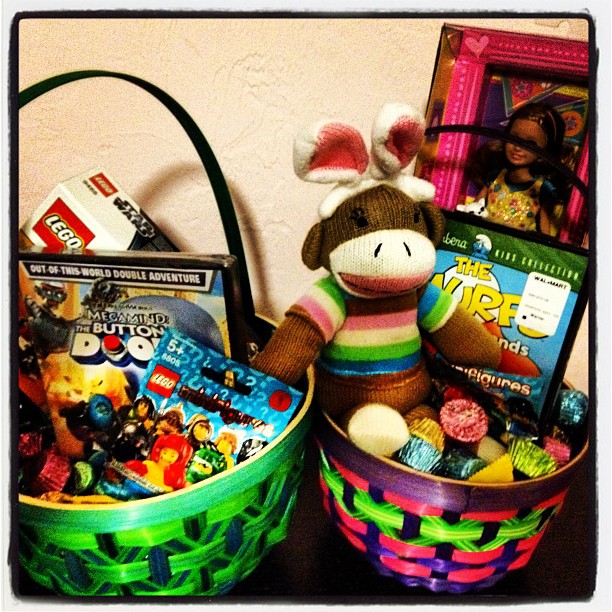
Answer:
[486,168,545,232]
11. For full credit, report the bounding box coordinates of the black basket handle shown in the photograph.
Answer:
[18,70,258,330]
[424,124,588,200]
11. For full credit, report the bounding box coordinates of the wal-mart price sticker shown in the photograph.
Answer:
[515,272,571,337]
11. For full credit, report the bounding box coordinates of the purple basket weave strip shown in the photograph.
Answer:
[365,521,382,551]
[401,511,422,540]
[477,522,501,546]
[403,555,484,574]
[372,557,507,593]
[342,482,356,511]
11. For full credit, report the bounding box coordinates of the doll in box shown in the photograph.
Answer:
[466,103,572,236]
[252,103,523,457]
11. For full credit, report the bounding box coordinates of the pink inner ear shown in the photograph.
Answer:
[387,118,424,166]
[309,124,369,173]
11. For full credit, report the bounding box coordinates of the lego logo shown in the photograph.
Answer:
[43,214,84,248]
[152,374,175,388]
[32,198,95,249]
[90,173,118,197]
[146,364,180,398]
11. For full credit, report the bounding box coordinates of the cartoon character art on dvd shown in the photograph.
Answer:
[135,327,303,474]
[429,212,588,419]
[18,251,244,460]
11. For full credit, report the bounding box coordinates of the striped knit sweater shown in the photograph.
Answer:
[290,274,457,377]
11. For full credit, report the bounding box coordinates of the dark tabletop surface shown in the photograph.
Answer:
[14,425,596,606]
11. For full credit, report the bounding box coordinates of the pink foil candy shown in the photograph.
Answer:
[439,398,489,444]
[543,435,571,467]
[28,445,73,496]
[18,432,43,461]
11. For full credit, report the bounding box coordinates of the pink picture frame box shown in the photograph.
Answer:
[415,23,590,247]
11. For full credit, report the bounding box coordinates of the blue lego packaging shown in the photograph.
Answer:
[136,327,304,474]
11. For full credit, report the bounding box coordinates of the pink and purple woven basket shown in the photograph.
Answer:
[315,410,588,594]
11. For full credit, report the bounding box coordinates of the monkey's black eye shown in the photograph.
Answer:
[413,209,421,224]
[350,207,368,228]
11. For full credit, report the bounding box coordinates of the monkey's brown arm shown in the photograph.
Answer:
[251,309,326,385]
[428,304,502,369]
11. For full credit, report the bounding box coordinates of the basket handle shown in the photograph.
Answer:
[18,69,258,329]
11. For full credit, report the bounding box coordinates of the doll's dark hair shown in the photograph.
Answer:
[468,103,574,197]
[507,103,566,160]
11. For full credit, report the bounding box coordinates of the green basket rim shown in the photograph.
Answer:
[19,365,314,532]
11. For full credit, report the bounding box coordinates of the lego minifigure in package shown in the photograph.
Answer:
[136,327,304,475]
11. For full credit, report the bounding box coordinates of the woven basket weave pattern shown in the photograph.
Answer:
[20,445,305,596]
[318,443,567,593]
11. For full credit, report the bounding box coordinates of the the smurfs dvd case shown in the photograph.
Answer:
[429,210,588,429]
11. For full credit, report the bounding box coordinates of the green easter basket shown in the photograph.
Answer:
[15,71,314,596]
[18,381,313,596]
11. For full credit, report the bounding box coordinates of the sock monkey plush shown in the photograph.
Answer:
[252,103,514,456]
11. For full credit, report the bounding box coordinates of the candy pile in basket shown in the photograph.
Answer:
[378,347,588,484]
[18,325,304,504]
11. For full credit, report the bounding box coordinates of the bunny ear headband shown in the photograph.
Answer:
[293,103,436,219]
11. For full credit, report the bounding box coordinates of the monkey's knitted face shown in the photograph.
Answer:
[301,184,445,299]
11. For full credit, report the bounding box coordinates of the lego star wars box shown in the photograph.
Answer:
[428,211,588,425]
[18,248,249,459]
[19,168,178,252]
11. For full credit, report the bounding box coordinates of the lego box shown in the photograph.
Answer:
[20,167,178,252]
[135,327,304,478]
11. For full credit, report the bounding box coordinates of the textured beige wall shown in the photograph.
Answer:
[16,15,590,392]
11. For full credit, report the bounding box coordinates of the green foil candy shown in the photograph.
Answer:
[72,461,95,494]
[509,437,557,478]
[438,447,487,480]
